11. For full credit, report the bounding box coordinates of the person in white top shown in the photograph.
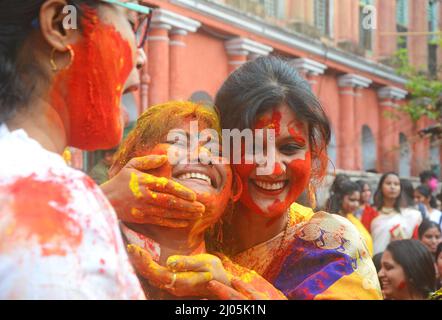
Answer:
[370,173,422,255]
[0,0,153,299]
[414,185,442,227]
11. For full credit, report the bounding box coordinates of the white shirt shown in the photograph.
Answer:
[371,207,422,255]
[0,124,145,299]
[424,207,442,226]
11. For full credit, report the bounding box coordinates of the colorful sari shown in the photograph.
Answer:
[232,203,382,300]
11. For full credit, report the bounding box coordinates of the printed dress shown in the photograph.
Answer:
[0,124,145,299]
[232,203,382,300]
[370,208,422,255]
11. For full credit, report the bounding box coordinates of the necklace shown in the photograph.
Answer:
[263,209,291,279]
[277,209,291,253]
[381,207,398,215]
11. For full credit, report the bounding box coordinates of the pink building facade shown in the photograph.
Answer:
[74,0,442,179]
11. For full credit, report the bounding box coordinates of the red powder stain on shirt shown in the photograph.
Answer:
[100,258,106,265]
[8,175,83,256]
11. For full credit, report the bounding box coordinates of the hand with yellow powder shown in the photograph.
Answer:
[127,244,230,298]
[101,155,205,228]
[127,244,287,300]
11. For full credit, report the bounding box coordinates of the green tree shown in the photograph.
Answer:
[392,41,442,122]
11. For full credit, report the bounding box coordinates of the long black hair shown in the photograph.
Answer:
[0,0,98,123]
[373,172,402,212]
[386,240,436,298]
[400,178,415,208]
[416,184,438,209]
[326,175,361,214]
[215,55,331,185]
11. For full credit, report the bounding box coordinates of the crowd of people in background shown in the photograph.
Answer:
[324,170,442,300]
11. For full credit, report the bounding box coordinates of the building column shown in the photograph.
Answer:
[377,86,408,173]
[140,41,150,113]
[147,19,171,106]
[147,9,201,104]
[169,29,187,100]
[225,38,273,73]
[292,58,327,95]
[338,74,372,170]
[168,13,200,100]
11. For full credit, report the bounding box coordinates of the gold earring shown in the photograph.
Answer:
[50,45,74,72]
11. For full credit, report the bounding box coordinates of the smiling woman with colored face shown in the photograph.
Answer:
[0,0,151,299]
[378,240,436,300]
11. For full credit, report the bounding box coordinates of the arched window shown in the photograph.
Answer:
[361,125,377,172]
[399,133,411,177]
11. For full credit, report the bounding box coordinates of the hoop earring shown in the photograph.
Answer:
[50,45,74,72]
[232,171,243,203]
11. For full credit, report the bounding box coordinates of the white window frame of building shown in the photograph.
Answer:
[359,0,373,52]
[362,125,377,172]
[260,0,285,20]
[399,132,411,177]
[396,0,409,49]
[314,0,333,37]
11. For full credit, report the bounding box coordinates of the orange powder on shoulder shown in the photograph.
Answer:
[8,174,83,256]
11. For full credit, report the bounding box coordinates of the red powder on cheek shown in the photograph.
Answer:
[51,8,134,151]
[272,163,284,176]
[286,151,311,198]
[398,281,407,290]
[267,152,311,214]
[8,175,83,256]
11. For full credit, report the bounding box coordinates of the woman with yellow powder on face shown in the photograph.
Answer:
[107,101,286,300]
[105,57,381,300]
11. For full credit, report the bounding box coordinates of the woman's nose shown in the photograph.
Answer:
[136,48,147,70]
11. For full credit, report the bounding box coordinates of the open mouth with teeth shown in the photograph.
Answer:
[173,167,219,191]
[252,179,289,193]
[176,172,213,186]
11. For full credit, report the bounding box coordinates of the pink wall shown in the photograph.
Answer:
[409,0,428,68]
[180,32,230,100]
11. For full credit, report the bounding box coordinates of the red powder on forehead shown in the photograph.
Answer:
[288,120,306,144]
[51,8,134,150]
[8,174,83,256]
[255,111,282,136]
